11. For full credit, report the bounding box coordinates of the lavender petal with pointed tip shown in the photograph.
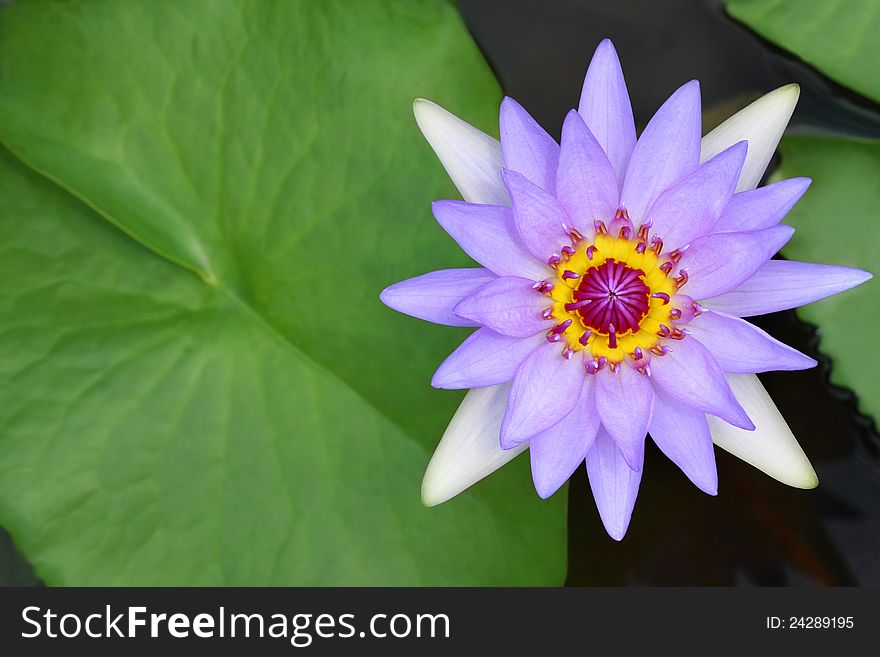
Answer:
[702,260,872,317]
[677,225,794,299]
[687,309,816,373]
[619,80,702,223]
[454,276,551,338]
[380,268,496,327]
[578,39,637,187]
[500,97,560,193]
[645,141,746,248]
[502,168,572,261]
[432,328,544,390]
[529,375,600,498]
[713,177,811,232]
[585,428,644,541]
[556,110,620,237]
[649,387,718,495]
[649,336,754,429]
[432,200,548,280]
[500,343,585,448]
[595,365,653,471]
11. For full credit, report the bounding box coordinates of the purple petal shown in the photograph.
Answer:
[649,387,718,495]
[432,200,547,280]
[619,80,702,223]
[646,141,747,248]
[500,343,585,448]
[432,328,544,389]
[500,97,560,192]
[702,260,872,317]
[713,177,811,232]
[649,336,754,429]
[578,39,637,187]
[529,375,600,498]
[677,225,794,299]
[502,168,572,261]
[556,110,620,236]
[687,309,816,373]
[380,268,496,326]
[595,365,653,471]
[454,276,551,338]
[585,427,643,541]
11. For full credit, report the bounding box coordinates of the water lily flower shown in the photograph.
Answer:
[380,39,871,540]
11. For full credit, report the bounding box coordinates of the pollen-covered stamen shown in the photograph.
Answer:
[533,279,555,294]
[594,219,608,235]
[564,299,592,311]
[607,323,618,349]
[549,319,572,335]
[674,270,689,288]
[651,292,670,304]
[609,209,634,240]
[574,259,650,335]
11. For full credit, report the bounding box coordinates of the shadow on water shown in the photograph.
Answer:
[459,0,880,585]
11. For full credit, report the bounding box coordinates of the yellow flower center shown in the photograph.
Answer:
[538,219,685,367]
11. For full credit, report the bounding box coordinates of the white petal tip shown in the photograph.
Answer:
[412,97,432,112]
[787,468,819,490]
[420,481,448,508]
[418,384,522,508]
[710,374,821,492]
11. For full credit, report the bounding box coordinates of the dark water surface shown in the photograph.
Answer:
[460,0,880,586]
